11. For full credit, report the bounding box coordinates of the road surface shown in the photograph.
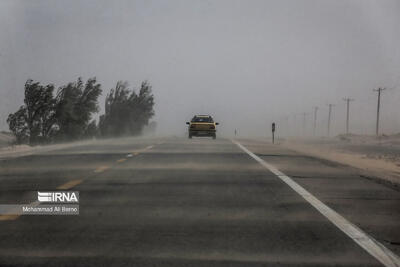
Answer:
[0,137,399,266]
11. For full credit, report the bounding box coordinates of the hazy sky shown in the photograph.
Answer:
[1,0,399,136]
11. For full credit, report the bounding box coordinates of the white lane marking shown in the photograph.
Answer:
[232,139,400,267]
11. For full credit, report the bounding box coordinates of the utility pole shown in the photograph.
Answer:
[302,112,308,136]
[313,106,318,136]
[343,98,354,134]
[327,104,334,137]
[373,88,386,136]
[284,116,289,137]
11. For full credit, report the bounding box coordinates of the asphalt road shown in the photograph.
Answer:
[0,137,399,266]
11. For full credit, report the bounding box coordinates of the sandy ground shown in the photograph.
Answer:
[0,138,98,159]
[0,135,167,160]
[280,134,400,186]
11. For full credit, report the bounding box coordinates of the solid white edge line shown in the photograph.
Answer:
[232,139,400,267]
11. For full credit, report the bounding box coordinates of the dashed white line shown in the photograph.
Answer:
[232,139,400,267]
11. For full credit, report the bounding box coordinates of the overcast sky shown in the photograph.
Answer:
[1,0,399,136]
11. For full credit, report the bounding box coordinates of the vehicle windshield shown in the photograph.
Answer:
[192,116,213,123]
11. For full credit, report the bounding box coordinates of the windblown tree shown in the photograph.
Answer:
[7,80,56,144]
[84,120,99,138]
[7,77,101,144]
[130,81,155,134]
[99,81,155,137]
[99,81,131,136]
[7,106,29,144]
[55,77,102,141]
[8,77,153,143]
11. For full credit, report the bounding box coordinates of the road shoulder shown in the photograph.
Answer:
[280,140,400,187]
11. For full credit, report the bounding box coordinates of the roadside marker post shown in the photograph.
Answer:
[272,122,276,144]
